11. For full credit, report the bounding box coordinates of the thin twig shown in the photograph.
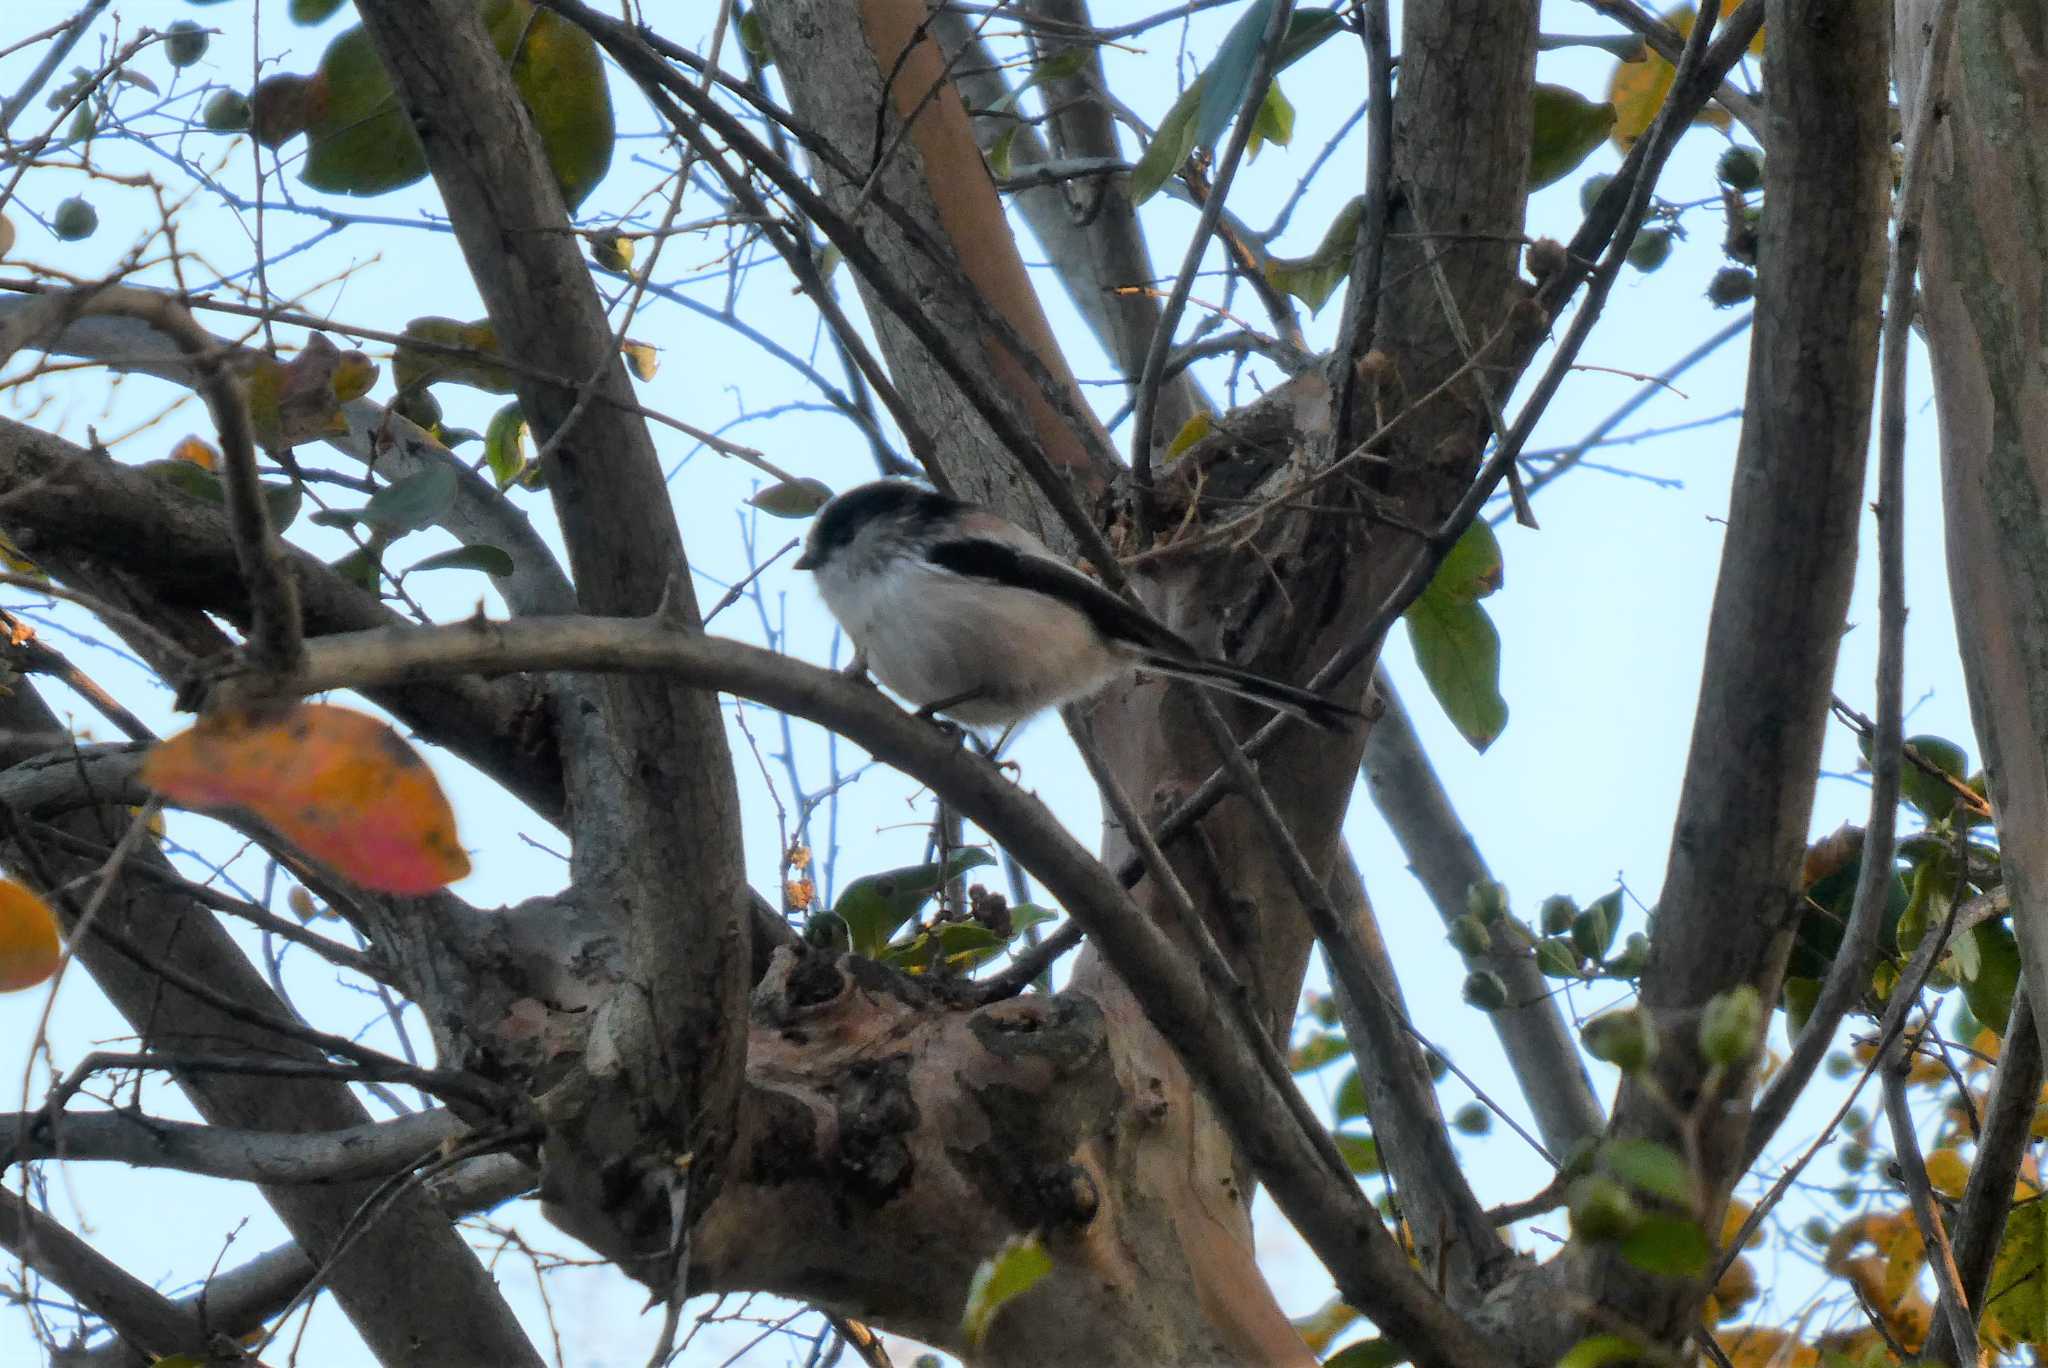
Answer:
[1881,1046,1979,1364]
[1130,0,1297,523]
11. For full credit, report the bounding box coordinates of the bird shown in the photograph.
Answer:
[793,479,1360,732]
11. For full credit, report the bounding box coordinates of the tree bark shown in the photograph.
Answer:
[1580,0,1892,1350]
[1898,0,2048,1074]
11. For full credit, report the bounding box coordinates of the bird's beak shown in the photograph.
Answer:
[793,550,817,571]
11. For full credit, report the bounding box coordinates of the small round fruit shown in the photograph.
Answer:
[1626,227,1673,272]
[165,20,210,68]
[1708,266,1756,308]
[1716,145,1764,192]
[1579,172,1615,215]
[203,89,251,133]
[52,197,98,241]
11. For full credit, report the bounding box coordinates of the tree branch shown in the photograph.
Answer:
[1585,0,1891,1344]
[0,680,544,1368]
[1747,0,1957,1165]
[0,1189,207,1363]
[2,1108,465,1185]
[267,613,1495,1365]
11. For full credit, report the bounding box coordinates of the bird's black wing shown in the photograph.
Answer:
[927,538,1192,657]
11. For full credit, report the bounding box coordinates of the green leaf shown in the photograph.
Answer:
[294,4,612,207]
[988,125,1019,180]
[1570,903,1611,963]
[141,461,302,531]
[364,464,458,534]
[737,11,770,61]
[1528,83,1617,190]
[960,1234,1053,1350]
[881,921,1008,973]
[1600,1139,1696,1206]
[1128,8,1343,205]
[483,401,528,488]
[748,478,835,518]
[331,546,380,590]
[1961,916,2021,1037]
[1333,1067,1367,1123]
[1323,1338,1406,1368]
[1334,1132,1380,1175]
[1899,733,1969,820]
[1246,79,1295,157]
[1618,1214,1711,1277]
[1427,520,1505,603]
[1265,195,1363,315]
[1404,595,1506,751]
[1535,938,1581,979]
[289,0,348,22]
[1289,1030,1350,1073]
[1985,1188,2048,1344]
[1556,1335,1646,1368]
[404,543,514,578]
[1404,523,1507,751]
[298,27,429,196]
[1192,0,1276,153]
[481,1,616,210]
[833,849,996,959]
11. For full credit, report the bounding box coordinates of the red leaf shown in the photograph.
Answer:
[143,704,471,895]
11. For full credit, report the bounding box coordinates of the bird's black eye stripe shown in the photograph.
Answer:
[807,481,962,562]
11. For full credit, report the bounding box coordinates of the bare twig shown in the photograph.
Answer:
[1881,1043,1979,1364]
[1130,0,1297,521]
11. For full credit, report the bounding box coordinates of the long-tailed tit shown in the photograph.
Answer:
[794,480,1359,731]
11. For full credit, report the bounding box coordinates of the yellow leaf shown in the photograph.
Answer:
[142,704,471,895]
[1924,1147,1970,1199]
[621,340,658,382]
[0,878,60,992]
[1605,6,1736,149]
[1165,411,1212,462]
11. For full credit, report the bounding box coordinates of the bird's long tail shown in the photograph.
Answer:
[1138,654,1362,732]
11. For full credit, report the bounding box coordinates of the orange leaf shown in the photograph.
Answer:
[0,878,60,992]
[142,704,470,895]
[171,435,219,470]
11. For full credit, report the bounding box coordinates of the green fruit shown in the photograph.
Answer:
[1626,227,1673,272]
[202,89,251,132]
[1465,879,1509,923]
[1568,1176,1642,1242]
[1699,985,1762,1068]
[1582,1008,1656,1072]
[1716,145,1763,192]
[51,197,97,241]
[165,20,210,68]
[1605,932,1650,979]
[1579,172,1614,215]
[1448,914,1492,957]
[1451,1103,1490,1136]
[1539,894,1578,936]
[1461,970,1508,1011]
[1707,266,1755,308]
